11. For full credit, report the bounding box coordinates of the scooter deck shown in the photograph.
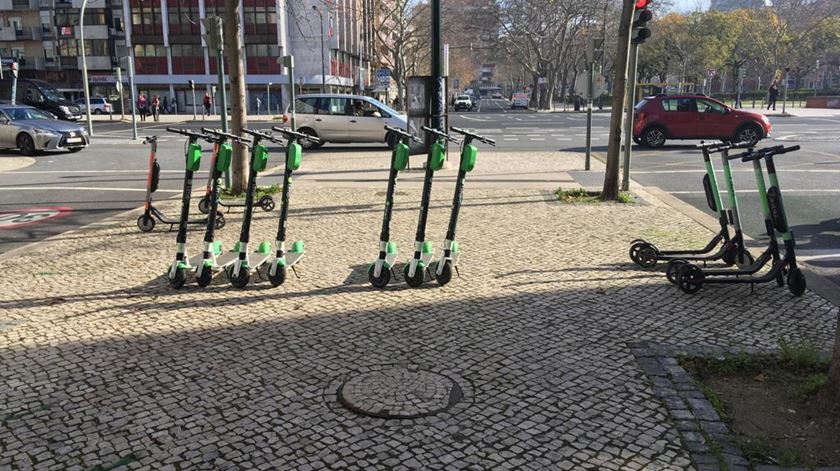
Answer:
[214,251,241,269]
[286,250,305,267]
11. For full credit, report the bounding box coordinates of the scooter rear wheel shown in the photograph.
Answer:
[435,261,453,286]
[677,264,704,294]
[137,215,156,232]
[403,263,425,288]
[666,259,688,285]
[168,267,187,289]
[368,264,391,288]
[198,197,211,214]
[787,268,806,296]
[214,213,226,230]
[259,195,275,212]
[629,241,658,268]
[269,264,287,287]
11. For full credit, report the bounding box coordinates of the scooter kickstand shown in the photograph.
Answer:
[455,265,461,278]
[291,266,300,279]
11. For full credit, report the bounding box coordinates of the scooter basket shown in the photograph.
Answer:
[460,144,478,172]
[253,144,269,172]
[429,142,446,171]
[216,144,233,172]
[394,143,410,171]
[186,143,202,172]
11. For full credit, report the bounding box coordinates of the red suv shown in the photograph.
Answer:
[633,94,771,148]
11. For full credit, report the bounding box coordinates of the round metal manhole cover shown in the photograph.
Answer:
[338,366,464,419]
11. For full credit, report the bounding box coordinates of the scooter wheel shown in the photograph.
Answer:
[229,267,250,289]
[435,261,453,286]
[196,267,214,287]
[787,268,806,296]
[629,241,658,268]
[214,213,226,230]
[665,259,688,285]
[198,197,211,214]
[736,251,756,269]
[403,263,425,288]
[168,267,187,289]
[137,215,156,232]
[259,195,275,212]
[269,263,287,287]
[368,264,391,288]
[677,264,704,294]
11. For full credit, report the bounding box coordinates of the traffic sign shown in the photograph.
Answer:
[376,68,391,86]
[0,207,72,229]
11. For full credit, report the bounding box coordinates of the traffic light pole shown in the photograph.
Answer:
[621,43,639,192]
[585,60,595,171]
[127,58,138,140]
[215,46,230,188]
[431,0,443,132]
[285,56,296,130]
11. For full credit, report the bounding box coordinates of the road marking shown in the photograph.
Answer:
[530,138,546,141]
[2,169,183,174]
[633,169,840,174]
[668,189,840,194]
[0,186,181,193]
[458,115,492,122]
[0,206,72,229]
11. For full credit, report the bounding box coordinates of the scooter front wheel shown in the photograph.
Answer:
[787,268,806,296]
[677,264,704,294]
[368,264,391,288]
[137,215,156,232]
[404,263,425,288]
[168,267,187,289]
[214,213,226,230]
[229,266,250,289]
[435,261,453,286]
[269,264,287,287]
[629,241,658,268]
[259,195,275,212]
[196,266,214,287]
[665,259,688,285]
[198,197,211,214]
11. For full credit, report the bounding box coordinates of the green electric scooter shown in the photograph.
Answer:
[403,125,461,288]
[189,128,250,287]
[263,126,318,287]
[432,126,495,285]
[677,145,806,296]
[163,127,212,289]
[213,128,274,288]
[368,125,422,288]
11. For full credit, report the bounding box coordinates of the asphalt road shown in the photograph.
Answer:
[0,97,837,287]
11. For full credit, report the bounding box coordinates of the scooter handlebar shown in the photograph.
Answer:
[421,125,461,144]
[384,125,422,143]
[270,126,321,143]
[450,127,496,146]
[240,128,275,142]
[143,135,158,144]
[740,145,800,162]
[166,127,209,139]
[728,145,784,161]
[200,127,251,144]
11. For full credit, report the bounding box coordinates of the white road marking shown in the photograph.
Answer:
[3,169,184,174]
[0,186,181,193]
[668,189,840,194]
[633,169,840,174]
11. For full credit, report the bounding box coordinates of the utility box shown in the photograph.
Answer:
[407,76,449,155]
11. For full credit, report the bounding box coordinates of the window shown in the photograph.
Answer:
[295,97,318,114]
[697,99,726,114]
[662,98,696,112]
[325,97,348,115]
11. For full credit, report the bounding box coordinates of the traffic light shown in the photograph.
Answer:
[201,16,224,51]
[10,61,18,79]
[188,79,195,89]
[631,1,653,44]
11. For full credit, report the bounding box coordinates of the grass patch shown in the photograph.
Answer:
[553,186,634,204]
[693,379,728,421]
[221,184,281,200]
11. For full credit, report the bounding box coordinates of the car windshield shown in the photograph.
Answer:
[457,95,470,100]
[5,108,54,121]
[634,99,648,110]
[364,97,401,117]
[37,85,65,102]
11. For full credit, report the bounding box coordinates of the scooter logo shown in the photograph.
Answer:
[0,206,72,229]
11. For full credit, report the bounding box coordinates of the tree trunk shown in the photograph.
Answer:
[529,74,539,109]
[826,313,840,401]
[224,0,248,193]
[601,0,634,201]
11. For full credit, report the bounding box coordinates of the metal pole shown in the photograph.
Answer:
[115,67,124,120]
[621,43,639,192]
[285,55,296,130]
[216,47,230,187]
[319,10,326,92]
[431,0,443,131]
[80,0,93,135]
[782,68,789,114]
[585,59,594,171]
[191,84,196,120]
[127,57,138,140]
[266,82,271,117]
[9,62,17,105]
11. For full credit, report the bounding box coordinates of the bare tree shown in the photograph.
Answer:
[224,0,248,193]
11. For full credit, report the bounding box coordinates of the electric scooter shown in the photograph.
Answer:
[163,127,213,289]
[676,145,806,296]
[431,126,495,286]
[263,126,318,287]
[189,128,251,287]
[214,128,275,288]
[137,135,225,233]
[403,125,461,288]
[630,141,753,271]
[368,125,422,288]
[197,139,275,215]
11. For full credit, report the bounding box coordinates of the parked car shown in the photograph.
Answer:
[633,94,771,148]
[454,94,473,111]
[0,78,82,121]
[74,97,113,115]
[491,92,503,99]
[283,94,410,149]
[511,93,529,110]
[0,104,89,155]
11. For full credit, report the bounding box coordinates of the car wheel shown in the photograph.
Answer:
[297,128,322,150]
[93,109,102,115]
[734,124,762,147]
[641,127,666,148]
[68,147,83,153]
[17,133,36,156]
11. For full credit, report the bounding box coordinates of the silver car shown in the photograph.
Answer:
[0,104,89,155]
[286,94,409,149]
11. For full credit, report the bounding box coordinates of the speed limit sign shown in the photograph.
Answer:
[0,207,72,229]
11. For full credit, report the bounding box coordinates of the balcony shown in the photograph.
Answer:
[59,56,77,67]
[0,27,17,41]
[16,27,42,41]
[12,0,36,9]
[75,25,109,40]
[72,0,104,7]
[41,25,53,38]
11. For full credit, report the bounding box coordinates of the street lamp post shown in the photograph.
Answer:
[80,0,93,136]
[312,5,327,93]
[267,82,271,116]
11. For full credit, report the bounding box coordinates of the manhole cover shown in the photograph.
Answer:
[338,366,463,419]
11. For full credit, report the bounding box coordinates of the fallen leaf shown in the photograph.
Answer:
[753,373,766,382]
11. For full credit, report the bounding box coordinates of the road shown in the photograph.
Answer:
[0,97,837,286]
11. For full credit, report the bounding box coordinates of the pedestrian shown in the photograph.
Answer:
[203,93,212,116]
[767,80,779,111]
[170,95,176,114]
[152,95,161,122]
[162,95,169,115]
[138,94,147,122]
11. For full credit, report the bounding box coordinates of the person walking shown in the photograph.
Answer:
[767,80,779,111]
[138,94,148,122]
[152,95,161,122]
[203,93,212,116]
[162,95,169,115]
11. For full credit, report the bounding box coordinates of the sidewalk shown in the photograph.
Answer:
[0,150,836,470]
[91,113,286,123]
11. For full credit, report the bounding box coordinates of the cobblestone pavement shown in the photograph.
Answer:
[0,151,836,470]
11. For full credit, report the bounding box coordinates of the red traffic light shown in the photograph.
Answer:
[635,0,650,8]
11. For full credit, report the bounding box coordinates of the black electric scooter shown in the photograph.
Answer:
[189,128,251,287]
[677,145,806,296]
[163,127,214,289]
[431,126,495,286]
[630,141,754,271]
[197,139,275,215]
[368,125,422,288]
[403,126,461,288]
[263,126,319,287]
[137,134,225,233]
